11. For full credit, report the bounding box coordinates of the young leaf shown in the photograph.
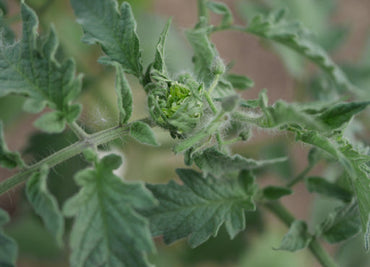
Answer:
[246,9,353,92]
[193,147,286,177]
[186,27,219,87]
[63,154,156,267]
[262,186,292,200]
[305,176,352,202]
[26,165,64,246]
[276,220,311,252]
[70,0,143,78]
[115,64,133,125]
[141,169,257,248]
[206,1,233,27]
[225,73,254,90]
[0,121,24,169]
[317,202,361,244]
[152,19,171,75]
[0,3,82,133]
[317,101,370,130]
[130,121,158,146]
[0,208,18,267]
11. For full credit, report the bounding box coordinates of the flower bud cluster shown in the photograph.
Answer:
[147,73,205,138]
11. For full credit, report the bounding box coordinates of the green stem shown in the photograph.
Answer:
[287,163,315,188]
[197,0,209,26]
[69,122,89,140]
[0,125,130,195]
[265,201,337,267]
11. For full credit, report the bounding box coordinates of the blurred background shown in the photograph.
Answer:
[0,0,369,266]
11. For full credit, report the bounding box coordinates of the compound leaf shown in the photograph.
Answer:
[295,130,370,249]
[276,220,311,252]
[130,121,158,146]
[63,154,156,267]
[0,121,24,169]
[26,165,64,246]
[0,3,82,133]
[246,9,353,92]
[114,64,133,125]
[193,147,286,177]
[0,208,17,267]
[70,0,143,78]
[141,169,257,248]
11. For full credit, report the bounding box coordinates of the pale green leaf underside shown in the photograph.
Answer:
[70,0,142,78]
[186,27,218,87]
[114,64,133,125]
[246,9,353,92]
[0,208,17,267]
[0,3,81,133]
[63,154,156,267]
[318,202,361,244]
[26,165,64,246]
[194,147,286,177]
[141,169,256,248]
[130,121,158,146]
[276,220,311,252]
[152,19,171,75]
[0,121,24,169]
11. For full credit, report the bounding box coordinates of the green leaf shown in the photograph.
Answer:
[353,166,370,250]
[246,9,353,92]
[0,121,24,169]
[0,208,18,267]
[193,147,286,177]
[63,154,156,267]
[70,0,143,78]
[114,64,133,125]
[0,0,7,15]
[317,101,370,130]
[317,202,361,244]
[26,165,64,246]
[294,130,370,249]
[186,27,219,87]
[130,121,158,146]
[0,3,82,133]
[33,111,68,134]
[305,176,352,202]
[225,73,254,90]
[206,1,233,27]
[262,186,292,200]
[141,169,257,248]
[276,220,311,252]
[152,19,171,75]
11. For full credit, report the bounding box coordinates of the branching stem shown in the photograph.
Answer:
[0,124,130,195]
[264,201,337,267]
[69,121,89,140]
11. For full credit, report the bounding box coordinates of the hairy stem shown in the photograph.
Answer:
[265,201,337,267]
[0,124,129,195]
[69,121,89,140]
[287,163,315,188]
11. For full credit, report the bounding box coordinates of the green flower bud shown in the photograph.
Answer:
[147,74,204,138]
